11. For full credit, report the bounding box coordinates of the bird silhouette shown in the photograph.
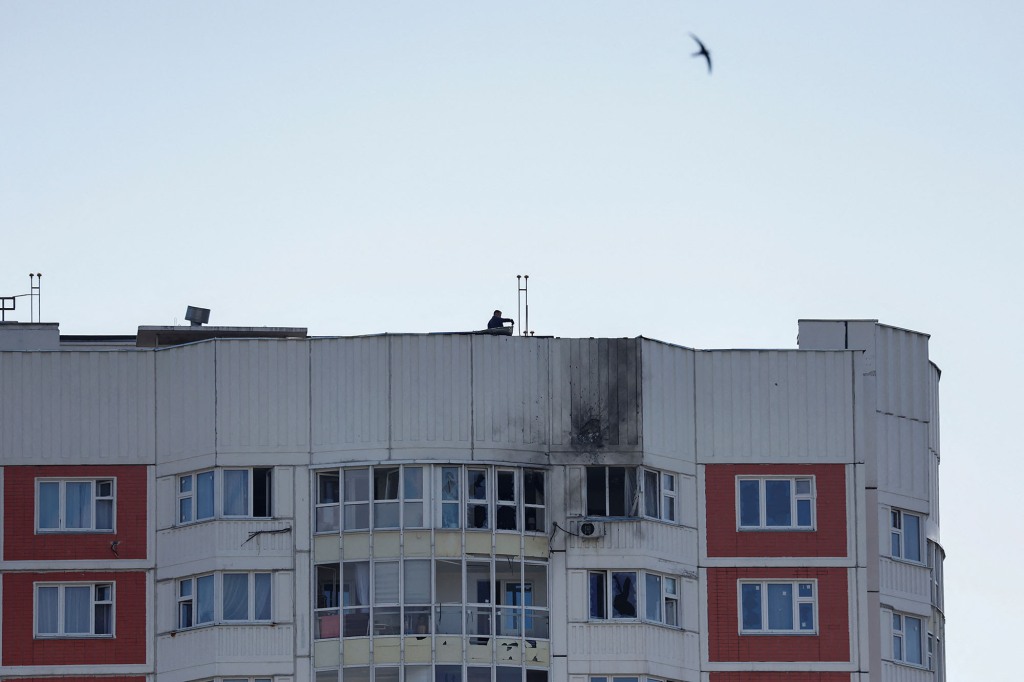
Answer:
[690,33,711,74]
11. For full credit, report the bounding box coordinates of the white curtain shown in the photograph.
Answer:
[196,574,215,623]
[223,470,249,516]
[345,562,370,607]
[197,471,215,519]
[38,482,60,529]
[223,573,249,620]
[66,482,92,529]
[63,585,91,633]
[254,573,272,620]
[36,586,59,634]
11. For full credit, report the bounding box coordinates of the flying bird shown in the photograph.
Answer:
[690,33,712,74]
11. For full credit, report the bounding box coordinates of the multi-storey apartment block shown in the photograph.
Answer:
[0,318,945,682]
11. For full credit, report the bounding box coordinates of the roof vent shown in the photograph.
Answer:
[185,306,211,327]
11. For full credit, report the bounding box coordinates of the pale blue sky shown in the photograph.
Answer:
[3,2,1022,678]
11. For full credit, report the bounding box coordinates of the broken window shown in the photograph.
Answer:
[586,467,637,517]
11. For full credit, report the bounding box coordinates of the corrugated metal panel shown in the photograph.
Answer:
[471,336,550,450]
[694,350,855,462]
[156,343,216,461]
[311,337,389,452]
[928,363,941,458]
[881,661,933,682]
[0,350,155,464]
[551,338,642,454]
[389,334,472,449]
[566,623,699,669]
[216,339,310,453]
[879,558,931,604]
[874,326,930,422]
[876,415,930,502]
[156,520,296,574]
[157,623,294,666]
[640,340,696,461]
[567,520,698,568]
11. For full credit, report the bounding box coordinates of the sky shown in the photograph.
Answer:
[2,1,1022,678]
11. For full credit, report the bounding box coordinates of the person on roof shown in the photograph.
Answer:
[487,310,514,329]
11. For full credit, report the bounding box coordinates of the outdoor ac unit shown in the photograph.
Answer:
[578,521,605,539]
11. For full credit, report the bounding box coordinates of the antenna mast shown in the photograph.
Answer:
[516,275,531,336]
[29,273,41,323]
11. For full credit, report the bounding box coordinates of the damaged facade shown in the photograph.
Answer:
[0,319,945,681]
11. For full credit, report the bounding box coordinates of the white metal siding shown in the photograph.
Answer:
[389,334,472,450]
[640,340,697,462]
[0,350,155,463]
[566,623,700,671]
[311,336,390,454]
[156,343,216,464]
[472,336,550,450]
[874,326,930,422]
[694,350,855,462]
[215,340,310,454]
[875,416,931,503]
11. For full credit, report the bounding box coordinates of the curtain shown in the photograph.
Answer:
[404,560,431,604]
[36,586,59,634]
[197,574,215,624]
[223,573,249,620]
[38,482,60,529]
[345,562,370,607]
[63,585,91,634]
[65,482,92,529]
[223,470,249,516]
[254,573,272,620]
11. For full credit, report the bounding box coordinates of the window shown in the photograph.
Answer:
[890,509,923,562]
[739,580,816,633]
[177,469,271,524]
[177,573,270,628]
[588,570,679,626]
[178,470,214,523]
[586,467,637,517]
[37,479,114,532]
[35,583,113,637]
[738,477,814,529]
[892,613,924,665]
[523,468,546,532]
[342,466,426,531]
[642,469,676,522]
[316,472,340,533]
[224,468,273,518]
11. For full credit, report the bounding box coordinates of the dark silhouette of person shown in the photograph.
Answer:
[488,310,514,329]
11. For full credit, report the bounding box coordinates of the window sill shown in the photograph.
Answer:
[739,630,818,636]
[35,529,115,534]
[35,633,114,639]
[888,556,927,567]
[737,526,816,532]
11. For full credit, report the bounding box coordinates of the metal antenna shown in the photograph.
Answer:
[30,273,42,322]
[516,275,530,336]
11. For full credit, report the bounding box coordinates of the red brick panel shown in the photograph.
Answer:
[2,571,147,666]
[11,678,146,682]
[3,465,147,561]
[705,464,847,558]
[707,567,850,663]
[710,674,850,682]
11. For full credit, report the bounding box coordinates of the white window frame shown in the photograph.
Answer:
[890,509,924,563]
[315,471,341,533]
[738,580,817,634]
[892,612,925,666]
[35,478,115,533]
[178,470,215,524]
[34,582,114,637]
[736,476,815,530]
[223,467,273,519]
[641,468,677,523]
[177,572,271,628]
[588,570,680,627]
[523,468,546,533]
[495,468,519,532]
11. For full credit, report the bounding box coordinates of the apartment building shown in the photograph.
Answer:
[0,318,945,682]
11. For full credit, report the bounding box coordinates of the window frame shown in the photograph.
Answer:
[588,569,680,628]
[34,582,115,638]
[178,470,215,524]
[738,579,817,635]
[176,572,272,629]
[315,471,341,533]
[641,468,677,523]
[736,476,815,531]
[35,478,116,533]
[585,466,638,518]
[892,612,925,666]
[890,508,924,563]
[177,468,272,525]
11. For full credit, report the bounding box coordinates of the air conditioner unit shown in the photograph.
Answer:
[578,521,605,539]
